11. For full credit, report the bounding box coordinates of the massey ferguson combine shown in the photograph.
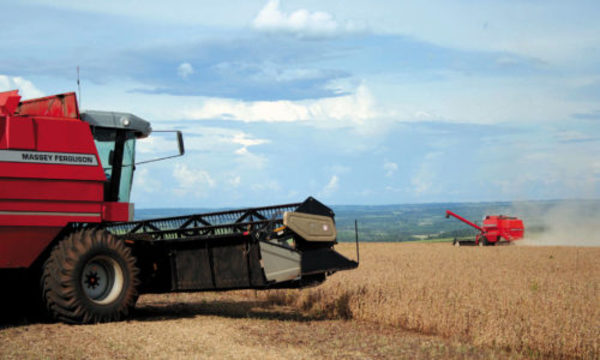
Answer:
[445,210,524,246]
[0,90,358,324]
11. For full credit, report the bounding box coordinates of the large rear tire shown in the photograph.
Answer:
[42,229,139,324]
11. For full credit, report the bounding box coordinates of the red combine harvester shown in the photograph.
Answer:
[0,90,358,324]
[445,210,524,246]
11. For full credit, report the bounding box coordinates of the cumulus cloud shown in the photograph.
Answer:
[181,84,387,134]
[319,175,340,197]
[173,163,215,197]
[146,125,270,172]
[177,62,195,79]
[132,167,162,194]
[136,134,179,155]
[0,75,44,99]
[148,125,269,158]
[252,0,361,38]
[230,132,269,149]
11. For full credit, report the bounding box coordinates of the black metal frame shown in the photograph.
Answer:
[101,197,358,294]
[104,202,302,242]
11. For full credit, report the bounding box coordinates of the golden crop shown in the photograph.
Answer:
[257,242,600,359]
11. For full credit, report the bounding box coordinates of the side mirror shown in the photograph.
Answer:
[177,130,185,156]
[135,130,185,165]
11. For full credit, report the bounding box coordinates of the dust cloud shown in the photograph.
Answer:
[513,200,600,247]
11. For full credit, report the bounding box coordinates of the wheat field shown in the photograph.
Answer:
[1,242,598,359]
[254,242,600,359]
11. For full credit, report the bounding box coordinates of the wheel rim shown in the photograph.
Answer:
[81,255,125,305]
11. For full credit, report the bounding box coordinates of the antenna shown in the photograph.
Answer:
[77,66,82,108]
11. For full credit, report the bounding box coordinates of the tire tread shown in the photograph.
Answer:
[41,229,139,324]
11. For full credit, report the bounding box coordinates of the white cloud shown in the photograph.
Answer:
[183,97,308,123]
[177,62,195,79]
[182,84,388,133]
[231,132,269,150]
[132,167,162,194]
[0,75,44,99]
[136,134,178,155]
[149,125,269,157]
[384,161,398,177]
[319,175,340,197]
[252,0,361,38]
[145,125,270,172]
[232,146,268,170]
[172,163,215,197]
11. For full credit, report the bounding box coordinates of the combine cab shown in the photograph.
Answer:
[0,90,358,324]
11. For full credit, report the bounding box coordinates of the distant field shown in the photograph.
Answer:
[1,242,598,359]
[137,199,600,244]
[254,242,600,359]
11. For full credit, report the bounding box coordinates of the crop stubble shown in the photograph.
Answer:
[257,242,599,359]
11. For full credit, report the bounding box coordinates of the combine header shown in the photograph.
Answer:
[0,90,358,324]
[445,210,524,246]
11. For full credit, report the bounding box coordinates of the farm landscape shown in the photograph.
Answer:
[2,1,600,359]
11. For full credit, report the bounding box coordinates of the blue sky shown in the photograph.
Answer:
[1,0,599,208]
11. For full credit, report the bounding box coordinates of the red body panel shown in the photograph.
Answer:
[0,90,132,268]
[103,202,133,222]
[482,216,525,242]
[0,178,103,201]
[4,116,35,149]
[0,227,62,268]
[0,200,101,213]
[17,92,79,119]
[0,91,21,116]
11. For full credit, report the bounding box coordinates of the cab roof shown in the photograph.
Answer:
[81,110,152,138]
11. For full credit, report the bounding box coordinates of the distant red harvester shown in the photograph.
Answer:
[445,210,525,246]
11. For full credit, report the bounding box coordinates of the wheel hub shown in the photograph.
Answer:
[84,271,100,289]
[80,256,124,305]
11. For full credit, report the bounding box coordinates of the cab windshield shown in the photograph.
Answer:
[92,127,136,203]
